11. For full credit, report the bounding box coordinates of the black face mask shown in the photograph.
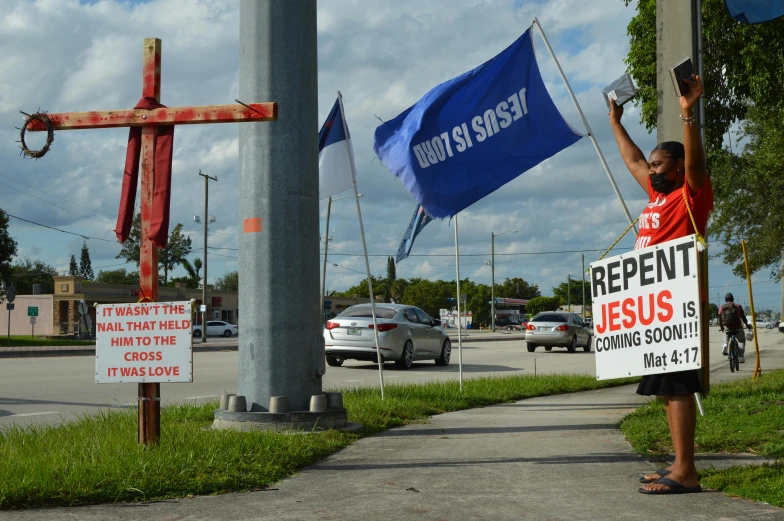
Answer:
[650,172,676,194]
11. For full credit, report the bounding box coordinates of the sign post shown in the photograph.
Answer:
[590,235,702,380]
[29,316,36,338]
[6,287,14,347]
[28,306,39,338]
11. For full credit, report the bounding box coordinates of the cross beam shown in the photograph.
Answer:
[25,103,276,131]
[25,38,276,446]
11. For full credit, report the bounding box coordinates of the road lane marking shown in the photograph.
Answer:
[10,412,59,418]
[185,395,220,400]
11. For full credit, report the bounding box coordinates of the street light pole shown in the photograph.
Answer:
[199,170,217,343]
[320,193,360,325]
[489,229,517,332]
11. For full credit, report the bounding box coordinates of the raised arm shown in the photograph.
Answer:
[608,100,649,193]
[679,75,707,191]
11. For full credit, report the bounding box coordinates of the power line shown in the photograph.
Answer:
[0,179,116,226]
[5,212,118,243]
[0,172,116,218]
[322,247,634,258]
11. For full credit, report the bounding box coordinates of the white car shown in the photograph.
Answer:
[754,320,774,329]
[193,320,238,338]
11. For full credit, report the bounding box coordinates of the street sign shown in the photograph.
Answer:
[29,316,36,325]
[200,304,207,312]
[6,303,14,311]
[6,287,15,303]
[28,306,38,317]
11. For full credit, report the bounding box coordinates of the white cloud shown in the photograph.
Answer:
[0,0,775,307]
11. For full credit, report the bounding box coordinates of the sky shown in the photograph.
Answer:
[0,0,780,314]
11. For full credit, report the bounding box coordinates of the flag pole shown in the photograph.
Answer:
[532,18,638,235]
[338,91,385,398]
[454,214,463,390]
[320,196,332,325]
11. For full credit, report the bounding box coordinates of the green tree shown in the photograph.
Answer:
[0,209,17,301]
[624,0,784,152]
[387,256,396,282]
[79,241,94,281]
[708,303,719,319]
[170,257,202,288]
[95,268,138,285]
[215,270,238,291]
[525,296,561,316]
[158,224,192,285]
[68,255,78,276]
[498,277,540,300]
[401,279,453,318]
[115,214,193,285]
[552,277,592,309]
[10,258,57,294]
[708,106,784,278]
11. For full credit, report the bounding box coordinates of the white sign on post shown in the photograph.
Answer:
[590,235,702,380]
[95,301,193,383]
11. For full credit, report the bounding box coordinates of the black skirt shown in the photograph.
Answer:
[636,369,702,396]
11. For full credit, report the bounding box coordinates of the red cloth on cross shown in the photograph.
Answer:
[114,97,175,249]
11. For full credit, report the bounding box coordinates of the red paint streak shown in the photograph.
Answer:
[140,261,152,279]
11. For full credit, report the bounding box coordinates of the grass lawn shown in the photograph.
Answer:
[2,336,94,347]
[0,373,637,509]
[620,369,784,507]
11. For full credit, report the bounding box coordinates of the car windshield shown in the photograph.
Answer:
[533,313,569,323]
[338,306,398,319]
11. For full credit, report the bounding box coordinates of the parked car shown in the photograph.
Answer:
[193,320,238,338]
[754,319,775,329]
[496,318,525,331]
[525,312,592,353]
[323,303,451,369]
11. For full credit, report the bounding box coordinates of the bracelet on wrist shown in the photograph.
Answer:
[680,113,695,126]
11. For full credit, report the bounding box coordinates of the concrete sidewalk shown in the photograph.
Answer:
[3,342,783,520]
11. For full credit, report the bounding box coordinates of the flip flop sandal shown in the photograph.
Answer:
[639,467,671,484]
[638,477,702,495]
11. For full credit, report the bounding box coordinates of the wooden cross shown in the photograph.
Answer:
[25,38,277,445]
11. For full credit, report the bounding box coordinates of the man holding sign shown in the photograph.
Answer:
[603,73,712,494]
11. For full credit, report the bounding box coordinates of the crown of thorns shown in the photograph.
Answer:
[18,111,54,159]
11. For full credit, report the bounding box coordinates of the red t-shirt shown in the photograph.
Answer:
[633,176,714,250]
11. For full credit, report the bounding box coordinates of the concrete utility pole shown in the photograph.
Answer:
[656,0,700,144]
[238,0,321,411]
[199,170,217,343]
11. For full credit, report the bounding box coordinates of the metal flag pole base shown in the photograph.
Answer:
[694,393,705,417]
[454,214,463,391]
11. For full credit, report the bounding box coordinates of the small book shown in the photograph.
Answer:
[602,73,637,110]
[669,57,694,97]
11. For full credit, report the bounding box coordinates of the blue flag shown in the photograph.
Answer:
[396,204,433,263]
[724,0,784,23]
[373,29,582,219]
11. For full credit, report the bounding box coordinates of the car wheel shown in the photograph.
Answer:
[567,336,577,353]
[544,346,552,352]
[395,341,414,369]
[223,330,233,337]
[526,343,537,352]
[435,339,451,366]
[193,329,202,338]
[326,356,344,367]
[767,324,773,329]
[506,326,512,331]
[583,336,592,352]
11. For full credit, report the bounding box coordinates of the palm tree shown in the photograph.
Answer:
[180,258,203,288]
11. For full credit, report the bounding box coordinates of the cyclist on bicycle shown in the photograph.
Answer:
[719,292,751,363]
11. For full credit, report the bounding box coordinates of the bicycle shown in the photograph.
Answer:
[727,333,740,373]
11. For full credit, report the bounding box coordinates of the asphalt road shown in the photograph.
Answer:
[0,326,775,430]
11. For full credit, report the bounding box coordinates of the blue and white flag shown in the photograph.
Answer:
[373,29,582,219]
[319,98,355,200]
[396,204,433,263]
[724,0,784,23]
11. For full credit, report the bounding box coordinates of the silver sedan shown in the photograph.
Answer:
[324,303,451,369]
[525,312,592,353]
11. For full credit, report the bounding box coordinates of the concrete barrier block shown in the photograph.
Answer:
[269,396,288,414]
[326,392,343,410]
[228,395,247,413]
[309,394,327,413]
[219,392,235,411]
